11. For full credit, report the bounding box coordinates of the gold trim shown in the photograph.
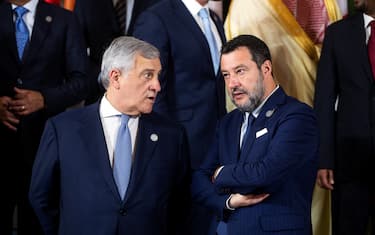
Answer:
[269,0,319,62]
[324,0,342,22]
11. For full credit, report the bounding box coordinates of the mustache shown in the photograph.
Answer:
[231,87,248,94]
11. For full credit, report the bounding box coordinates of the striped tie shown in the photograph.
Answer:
[115,0,127,32]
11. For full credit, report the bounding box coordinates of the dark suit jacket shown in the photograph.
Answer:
[192,88,318,234]
[74,0,161,104]
[133,0,227,169]
[29,102,191,235]
[0,1,88,165]
[314,13,375,182]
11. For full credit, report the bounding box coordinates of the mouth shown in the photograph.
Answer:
[231,88,247,100]
[147,96,156,103]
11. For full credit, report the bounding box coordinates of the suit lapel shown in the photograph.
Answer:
[171,0,213,66]
[350,15,374,83]
[123,114,158,202]
[239,88,287,161]
[225,111,242,163]
[23,1,52,63]
[0,3,20,65]
[210,10,226,44]
[79,103,121,201]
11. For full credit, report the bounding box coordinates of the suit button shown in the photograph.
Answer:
[119,209,126,216]
[16,78,23,85]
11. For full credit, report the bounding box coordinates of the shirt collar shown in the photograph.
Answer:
[100,95,122,118]
[12,0,38,14]
[363,13,375,28]
[248,85,280,118]
[181,0,209,16]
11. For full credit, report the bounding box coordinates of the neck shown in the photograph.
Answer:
[196,0,208,7]
[8,0,31,6]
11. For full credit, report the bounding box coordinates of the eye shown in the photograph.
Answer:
[222,72,229,79]
[236,68,245,75]
[144,72,153,79]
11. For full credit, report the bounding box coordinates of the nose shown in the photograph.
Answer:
[152,77,161,93]
[226,75,239,89]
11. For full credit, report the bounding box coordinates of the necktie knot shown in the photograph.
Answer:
[119,114,129,128]
[369,20,375,29]
[198,8,209,19]
[15,6,28,18]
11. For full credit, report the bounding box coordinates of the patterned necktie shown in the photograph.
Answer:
[14,6,29,59]
[368,20,375,80]
[198,8,220,74]
[113,114,132,200]
[115,0,127,32]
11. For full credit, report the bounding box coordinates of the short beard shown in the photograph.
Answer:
[354,1,367,13]
[231,73,265,113]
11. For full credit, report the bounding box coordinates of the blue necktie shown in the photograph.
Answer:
[217,114,254,235]
[241,113,255,149]
[113,115,132,200]
[198,8,220,74]
[14,6,29,59]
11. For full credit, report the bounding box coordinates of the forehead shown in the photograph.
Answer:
[221,46,254,68]
[133,53,161,71]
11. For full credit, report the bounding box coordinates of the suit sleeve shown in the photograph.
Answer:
[40,12,89,115]
[29,119,60,235]
[313,25,338,170]
[133,11,170,114]
[191,122,229,216]
[214,106,318,194]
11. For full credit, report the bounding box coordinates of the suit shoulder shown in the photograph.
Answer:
[39,1,75,18]
[326,13,362,33]
[282,96,315,117]
[50,104,95,125]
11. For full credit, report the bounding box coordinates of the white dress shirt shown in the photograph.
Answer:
[364,13,375,44]
[12,0,39,38]
[99,95,139,166]
[181,0,222,54]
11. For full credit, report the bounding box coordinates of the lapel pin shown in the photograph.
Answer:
[45,16,52,23]
[265,109,275,118]
[150,133,158,142]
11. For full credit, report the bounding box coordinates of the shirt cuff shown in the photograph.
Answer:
[225,194,235,211]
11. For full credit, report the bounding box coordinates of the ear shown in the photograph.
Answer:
[261,60,272,76]
[109,69,122,89]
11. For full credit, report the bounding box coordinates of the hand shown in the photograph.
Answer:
[8,87,45,116]
[0,96,19,131]
[228,193,270,209]
[316,169,334,190]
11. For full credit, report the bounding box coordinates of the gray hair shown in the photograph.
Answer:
[100,36,160,89]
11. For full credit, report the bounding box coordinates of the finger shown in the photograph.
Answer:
[8,100,24,107]
[319,174,333,190]
[328,170,335,185]
[2,121,17,131]
[14,87,26,94]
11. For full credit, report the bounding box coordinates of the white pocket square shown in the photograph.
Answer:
[256,128,268,138]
